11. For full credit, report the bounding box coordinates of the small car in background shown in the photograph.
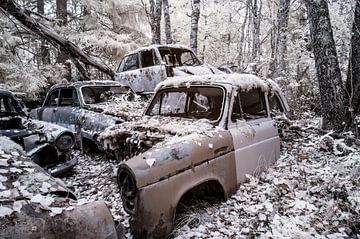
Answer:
[30,81,147,152]
[100,73,288,237]
[115,44,223,93]
[0,90,76,176]
[0,136,123,239]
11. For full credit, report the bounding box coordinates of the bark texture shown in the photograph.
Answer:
[37,0,50,65]
[190,0,200,54]
[251,0,261,61]
[0,0,114,78]
[305,0,346,131]
[56,0,69,68]
[148,0,162,44]
[273,0,291,77]
[346,0,360,116]
[163,0,172,44]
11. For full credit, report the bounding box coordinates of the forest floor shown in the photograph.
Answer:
[62,115,360,238]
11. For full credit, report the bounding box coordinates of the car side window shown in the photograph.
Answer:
[59,88,78,106]
[122,54,139,72]
[239,88,267,120]
[141,50,156,68]
[268,94,284,113]
[231,92,242,121]
[45,90,60,107]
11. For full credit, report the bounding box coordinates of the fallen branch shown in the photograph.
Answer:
[0,0,115,78]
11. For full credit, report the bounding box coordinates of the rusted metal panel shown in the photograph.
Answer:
[0,136,122,239]
[129,151,237,237]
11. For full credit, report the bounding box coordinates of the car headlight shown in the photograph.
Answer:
[55,133,75,151]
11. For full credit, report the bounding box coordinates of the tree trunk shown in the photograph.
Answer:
[37,0,50,65]
[190,0,200,54]
[0,0,114,78]
[148,0,162,44]
[237,0,250,71]
[56,0,69,77]
[251,0,262,61]
[346,0,360,119]
[273,0,291,77]
[163,0,172,44]
[305,0,346,131]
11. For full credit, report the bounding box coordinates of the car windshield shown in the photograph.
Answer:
[0,94,22,117]
[146,86,224,121]
[158,48,201,67]
[81,85,131,104]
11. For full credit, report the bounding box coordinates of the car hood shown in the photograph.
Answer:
[0,116,70,143]
[0,136,120,239]
[101,116,234,188]
[173,63,224,76]
[85,97,147,121]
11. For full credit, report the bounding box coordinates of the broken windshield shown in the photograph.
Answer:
[146,86,224,121]
[81,85,132,104]
[158,48,201,67]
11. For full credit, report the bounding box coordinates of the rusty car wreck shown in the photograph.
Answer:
[0,136,124,239]
[0,90,76,176]
[30,81,146,152]
[114,44,223,94]
[99,73,289,237]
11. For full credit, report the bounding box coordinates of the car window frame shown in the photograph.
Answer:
[44,89,60,107]
[230,87,269,122]
[58,87,79,107]
[144,85,226,124]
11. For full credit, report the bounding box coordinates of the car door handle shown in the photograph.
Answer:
[53,108,58,112]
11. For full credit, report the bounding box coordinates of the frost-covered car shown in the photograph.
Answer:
[115,44,223,93]
[100,73,289,237]
[0,136,123,239]
[0,90,76,176]
[30,81,147,151]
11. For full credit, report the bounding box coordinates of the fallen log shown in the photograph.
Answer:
[0,0,115,78]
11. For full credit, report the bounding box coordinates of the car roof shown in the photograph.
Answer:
[124,44,195,57]
[49,80,126,91]
[155,73,270,92]
[0,89,15,97]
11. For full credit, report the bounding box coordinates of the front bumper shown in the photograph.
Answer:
[47,157,78,177]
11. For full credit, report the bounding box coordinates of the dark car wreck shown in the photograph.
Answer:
[30,81,147,152]
[0,136,123,239]
[114,44,223,93]
[99,73,289,237]
[0,90,76,176]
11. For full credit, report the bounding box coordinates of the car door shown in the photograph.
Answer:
[228,87,280,184]
[39,89,60,123]
[115,50,167,93]
[55,87,79,133]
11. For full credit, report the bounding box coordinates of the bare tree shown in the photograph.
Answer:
[273,0,291,77]
[237,0,250,71]
[163,0,172,44]
[346,0,360,121]
[37,0,50,65]
[56,0,69,70]
[190,0,200,54]
[143,0,162,44]
[250,0,262,73]
[305,0,346,131]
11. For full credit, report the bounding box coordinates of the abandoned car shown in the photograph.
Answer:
[0,90,76,176]
[99,73,289,237]
[0,136,123,239]
[114,44,223,93]
[30,81,146,151]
